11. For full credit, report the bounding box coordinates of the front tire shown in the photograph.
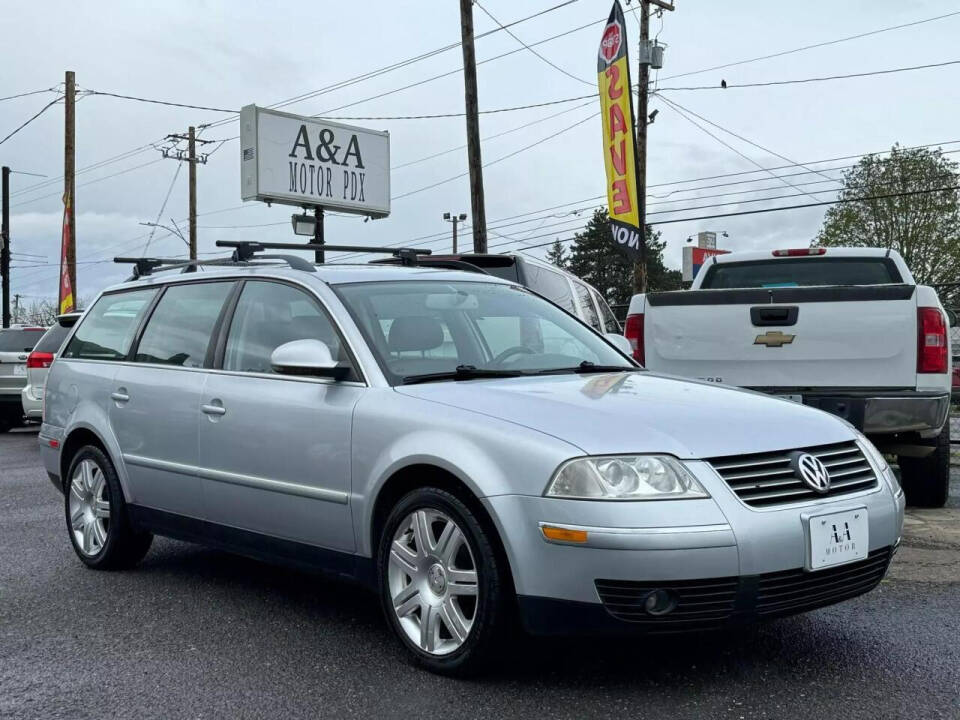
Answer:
[64,445,153,569]
[898,423,950,508]
[377,487,509,676]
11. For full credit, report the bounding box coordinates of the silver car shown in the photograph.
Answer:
[0,325,47,432]
[40,256,905,675]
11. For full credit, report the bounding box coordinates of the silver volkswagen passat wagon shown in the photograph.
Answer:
[40,252,905,674]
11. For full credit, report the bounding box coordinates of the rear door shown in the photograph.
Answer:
[647,256,917,389]
[109,280,234,516]
[197,279,361,552]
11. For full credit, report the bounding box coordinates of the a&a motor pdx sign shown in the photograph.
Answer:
[240,105,390,217]
[596,1,644,263]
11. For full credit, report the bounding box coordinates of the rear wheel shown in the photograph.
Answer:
[377,487,509,676]
[65,445,153,569]
[898,424,950,508]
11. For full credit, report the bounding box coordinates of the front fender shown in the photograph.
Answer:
[351,390,581,557]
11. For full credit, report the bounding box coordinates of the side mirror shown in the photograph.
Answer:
[270,339,349,380]
[605,333,633,356]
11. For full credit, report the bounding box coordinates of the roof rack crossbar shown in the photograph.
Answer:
[215,241,432,266]
[114,251,317,280]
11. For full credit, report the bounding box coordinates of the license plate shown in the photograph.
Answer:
[807,508,868,571]
[777,394,803,404]
[13,364,26,376]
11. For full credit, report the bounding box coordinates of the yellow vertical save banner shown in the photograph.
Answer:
[597,0,645,262]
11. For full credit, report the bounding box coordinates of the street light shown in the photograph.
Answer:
[443,212,468,253]
[291,213,315,236]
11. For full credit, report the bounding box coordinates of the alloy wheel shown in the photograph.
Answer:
[68,458,111,556]
[387,508,479,656]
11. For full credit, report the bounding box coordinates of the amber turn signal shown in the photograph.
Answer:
[540,525,588,543]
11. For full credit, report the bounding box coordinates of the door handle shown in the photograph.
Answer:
[110,389,130,403]
[201,403,226,416]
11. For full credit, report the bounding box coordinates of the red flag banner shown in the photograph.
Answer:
[59,192,74,314]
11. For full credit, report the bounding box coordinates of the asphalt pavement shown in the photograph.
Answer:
[1,426,958,720]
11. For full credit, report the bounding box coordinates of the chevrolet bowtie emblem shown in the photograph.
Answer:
[754,330,795,348]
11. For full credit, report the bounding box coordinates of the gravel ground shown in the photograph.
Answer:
[1,427,958,720]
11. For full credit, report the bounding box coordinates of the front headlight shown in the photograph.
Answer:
[545,455,710,500]
[854,430,900,495]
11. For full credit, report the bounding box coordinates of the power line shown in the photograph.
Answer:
[391,111,596,200]
[474,0,593,86]
[0,96,60,147]
[318,93,598,121]
[659,10,960,81]
[202,1,582,130]
[654,94,843,190]
[143,162,183,254]
[657,96,832,202]
[0,87,57,103]
[12,158,163,208]
[487,184,960,254]
[657,59,960,91]
[82,90,237,114]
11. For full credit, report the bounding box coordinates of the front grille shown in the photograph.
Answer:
[708,441,878,508]
[595,547,892,629]
[594,577,738,629]
[755,547,892,617]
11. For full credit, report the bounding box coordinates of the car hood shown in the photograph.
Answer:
[395,371,852,459]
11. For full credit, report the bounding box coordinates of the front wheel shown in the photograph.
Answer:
[898,423,950,508]
[65,445,153,569]
[377,487,509,675]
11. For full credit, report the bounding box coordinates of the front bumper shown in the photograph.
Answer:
[484,460,903,635]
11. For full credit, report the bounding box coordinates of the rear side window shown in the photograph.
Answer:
[0,329,44,352]
[62,289,158,361]
[700,257,902,289]
[223,281,355,379]
[33,324,72,354]
[525,264,576,314]
[135,282,233,367]
[593,289,620,333]
[573,282,601,330]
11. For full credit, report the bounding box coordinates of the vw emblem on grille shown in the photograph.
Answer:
[791,452,831,493]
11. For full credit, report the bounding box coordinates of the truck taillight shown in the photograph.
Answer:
[26,351,54,369]
[917,307,948,374]
[624,314,645,365]
[772,248,827,257]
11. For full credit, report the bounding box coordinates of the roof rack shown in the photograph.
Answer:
[215,240,433,266]
[115,240,437,281]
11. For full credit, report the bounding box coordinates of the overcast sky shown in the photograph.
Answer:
[2,0,959,304]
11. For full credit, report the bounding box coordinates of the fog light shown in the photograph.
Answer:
[643,589,677,616]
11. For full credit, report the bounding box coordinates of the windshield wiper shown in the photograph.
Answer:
[400,365,525,385]
[536,360,636,375]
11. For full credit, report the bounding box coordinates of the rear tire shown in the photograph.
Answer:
[64,445,153,569]
[377,487,509,676]
[898,424,950,508]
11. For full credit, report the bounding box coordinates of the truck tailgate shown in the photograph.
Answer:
[645,285,917,389]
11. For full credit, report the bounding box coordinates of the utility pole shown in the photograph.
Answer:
[1,166,9,328]
[12,294,20,324]
[188,126,197,260]
[162,129,212,261]
[459,0,487,252]
[64,70,76,303]
[443,212,467,253]
[634,0,673,292]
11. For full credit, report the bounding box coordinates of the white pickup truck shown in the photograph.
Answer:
[625,247,951,507]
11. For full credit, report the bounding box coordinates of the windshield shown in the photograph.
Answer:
[335,280,635,384]
[700,257,902,289]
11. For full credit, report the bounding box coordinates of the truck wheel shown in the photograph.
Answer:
[898,424,950,508]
